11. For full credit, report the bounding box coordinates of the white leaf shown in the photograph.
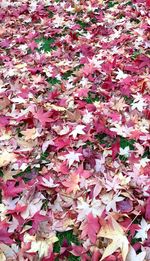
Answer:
[116,69,128,80]
[41,177,59,188]
[65,151,82,167]
[119,146,130,157]
[69,125,86,139]
[126,246,146,261]
[135,218,150,241]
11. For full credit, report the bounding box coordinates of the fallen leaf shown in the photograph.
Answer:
[65,151,82,167]
[126,246,146,261]
[69,124,86,139]
[98,216,129,261]
[62,173,79,193]
[0,150,16,168]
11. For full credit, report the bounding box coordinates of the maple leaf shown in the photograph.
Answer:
[134,218,150,242]
[3,180,25,197]
[0,243,17,260]
[80,213,100,244]
[40,176,59,188]
[28,41,38,51]
[145,197,150,221]
[111,139,120,160]
[21,128,40,140]
[146,0,150,7]
[131,94,147,112]
[126,246,146,261]
[70,245,90,260]
[115,69,128,80]
[117,198,133,213]
[29,213,49,235]
[0,251,5,261]
[20,192,44,219]
[0,222,13,244]
[33,108,53,127]
[69,125,86,139]
[82,63,94,76]
[0,116,10,128]
[62,173,79,193]
[77,198,104,221]
[119,146,130,157]
[65,151,82,167]
[24,232,58,259]
[0,150,16,168]
[82,110,93,124]
[98,217,129,261]
[101,192,124,212]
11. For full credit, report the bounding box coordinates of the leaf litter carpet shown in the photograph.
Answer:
[0,0,150,260]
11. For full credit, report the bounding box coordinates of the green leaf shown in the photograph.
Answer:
[95,133,112,147]
[13,166,31,178]
[83,141,94,149]
[142,147,150,158]
[108,1,118,8]
[124,1,132,5]
[85,92,100,104]
[119,155,128,162]
[95,133,107,143]
[35,37,56,53]
[53,230,80,254]
[120,136,135,150]
[47,77,61,85]
[130,18,140,24]
[76,20,89,29]
[48,11,54,18]
[131,50,142,60]
[42,199,49,211]
[131,236,141,245]
[119,14,125,19]
[123,95,134,104]
[62,70,74,80]
[40,152,49,161]
[0,169,4,177]
[74,64,84,71]
[68,255,80,261]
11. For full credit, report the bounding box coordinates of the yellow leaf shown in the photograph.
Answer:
[98,217,129,261]
[44,103,66,112]
[24,232,58,259]
[0,251,6,261]
[15,63,26,69]
[0,150,16,168]
[21,128,39,140]
[2,167,18,182]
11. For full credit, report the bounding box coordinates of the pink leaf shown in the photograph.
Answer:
[83,213,100,244]
[0,222,13,244]
[33,108,53,127]
[117,199,133,213]
[145,197,150,221]
[111,138,120,160]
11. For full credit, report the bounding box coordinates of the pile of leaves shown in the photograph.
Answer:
[0,0,150,260]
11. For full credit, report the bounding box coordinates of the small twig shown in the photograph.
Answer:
[125,210,141,232]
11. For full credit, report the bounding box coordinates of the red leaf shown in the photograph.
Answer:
[85,213,100,244]
[111,138,120,160]
[0,222,13,244]
[3,180,25,197]
[145,197,150,221]
[33,108,53,127]
[146,0,150,7]
[117,199,133,213]
[0,115,10,127]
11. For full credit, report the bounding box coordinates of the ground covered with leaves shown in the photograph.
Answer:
[0,0,150,260]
